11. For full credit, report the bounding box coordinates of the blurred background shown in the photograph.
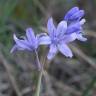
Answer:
[0,0,96,96]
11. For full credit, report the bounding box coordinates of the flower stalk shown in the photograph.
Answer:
[35,69,43,96]
[35,50,43,96]
[35,50,42,70]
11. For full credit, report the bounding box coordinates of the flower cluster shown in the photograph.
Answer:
[64,7,87,41]
[11,7,87,60]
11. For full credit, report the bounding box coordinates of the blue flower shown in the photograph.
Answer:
[64,7,84,22]
[44,17,77,60]
[11,28,40,53]
[66,19,87,41]
[64,7,87,41]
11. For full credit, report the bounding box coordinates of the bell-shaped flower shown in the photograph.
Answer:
[64,7,84,22]
[64,7,87,41]
[11,28,40,53]
[66,19,87,41]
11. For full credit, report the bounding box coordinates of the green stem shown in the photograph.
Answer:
[35,70,43,96]
[35,50,43,96]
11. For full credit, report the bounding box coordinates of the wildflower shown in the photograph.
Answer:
[44,17,77,60]
[11,28,39,53]
[64,7,87,41]
[64,7,84,22]
[66,19,87,41]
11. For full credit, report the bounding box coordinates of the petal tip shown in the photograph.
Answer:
[26,27,34,35]
[10,46,17,53]
[68,54,73,58]
[80,19,86,25]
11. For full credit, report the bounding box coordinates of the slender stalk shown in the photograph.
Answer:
[35,50,42,70]
[35,50,43,96]
[34,49,47,96]
[35,69,43,96]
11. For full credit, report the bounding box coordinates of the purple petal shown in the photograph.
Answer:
[26,28,39,49]
[76,34,87,41]
[58,43,73,58]
[26,28,36,43]
[36,33,47,38]
[39,36,51,45]
[47,17,56,37]
[10,44,24,53]
[47,44,58,60]
[56,21,67,36]
[66,22,81,34]
[63,33,77,43]
[69,10,84,20]
[64,7,79,20]
[13,34,31,50]
[10,45,18,53]
[64,7,84,21]
[80,19,86,25]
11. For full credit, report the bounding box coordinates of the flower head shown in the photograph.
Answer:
[66,19,87,41]
[11,28,39,53]
[64,7,84,22]
[44,17,77,60]
[64,7,87,41]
